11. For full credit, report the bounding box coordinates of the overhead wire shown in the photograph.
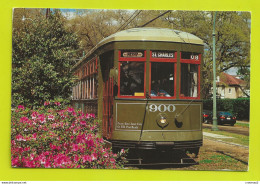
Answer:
[139,10,172,27]
[120,10,143,30]
[115,10,139,32]
[115,10,142,32]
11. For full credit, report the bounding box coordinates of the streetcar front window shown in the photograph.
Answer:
[119,61,145,97]
[150,62,175,97]
[181,64,198,97]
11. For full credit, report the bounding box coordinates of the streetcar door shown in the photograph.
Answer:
[103,77,114,139]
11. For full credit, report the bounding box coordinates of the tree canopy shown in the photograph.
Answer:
[12,9,80,107]
[161,11,250,97]
[66,10,250,71]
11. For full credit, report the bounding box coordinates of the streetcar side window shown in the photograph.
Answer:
[119,61,145,96]
[181,64,198,97]
[150,62,175,97]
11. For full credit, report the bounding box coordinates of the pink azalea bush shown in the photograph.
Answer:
[11,102,127,168]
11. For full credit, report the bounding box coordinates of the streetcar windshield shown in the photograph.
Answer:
[119,61,145,96]
[150,62,175,97]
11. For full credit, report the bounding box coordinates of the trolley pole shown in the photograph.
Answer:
[212,11,219,131]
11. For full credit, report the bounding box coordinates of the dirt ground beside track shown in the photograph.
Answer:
[170,137,249,171]
[200,138,249,163]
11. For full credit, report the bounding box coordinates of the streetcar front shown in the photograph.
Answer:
[111,45,203,157]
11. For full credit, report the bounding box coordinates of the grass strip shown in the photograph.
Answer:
[203,128,249,146]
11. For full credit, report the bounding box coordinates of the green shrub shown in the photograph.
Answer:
[203,98,249,120]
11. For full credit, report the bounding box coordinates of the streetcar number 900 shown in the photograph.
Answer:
[149,104,176,112]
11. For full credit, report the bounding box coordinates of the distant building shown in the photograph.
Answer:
[213,72,249,99]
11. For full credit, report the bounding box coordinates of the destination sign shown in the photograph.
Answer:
[121,51,144,58]
[151,51,175,58]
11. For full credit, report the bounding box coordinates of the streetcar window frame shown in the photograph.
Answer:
[149,50,177,99]
[179,52,201,99]
[72,57,98,100]
[118,50,146,99]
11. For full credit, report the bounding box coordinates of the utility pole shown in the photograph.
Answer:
[46,8,50,18]
[212,11,219,131]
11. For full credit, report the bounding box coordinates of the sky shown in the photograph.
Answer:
[225,67,238,75]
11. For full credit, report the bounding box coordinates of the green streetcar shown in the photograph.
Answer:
[72,27,204,165]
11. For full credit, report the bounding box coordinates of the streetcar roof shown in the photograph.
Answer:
[73,27,203,70]
[98,27,204,46]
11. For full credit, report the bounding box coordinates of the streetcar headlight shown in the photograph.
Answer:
[156,113,169,129]
[160,117,167,124]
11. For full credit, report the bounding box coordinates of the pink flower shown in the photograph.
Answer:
[12,156,19,167]
[90,126,96,131]
[11,140,16,145]
[80,121,86,126]
[72,112,77,116]
[48,114,55,121]
[86,134,93,140]
[74,155,79,162]
[99,138,104,143]
[56,145,61,151]
[31,111,38,119]
[120,149,125,154]
[86,139,94,148]
[44,151,50,156]
[103,152,109,158]
[67,107,74,113]
[82,155,92,163]
[78,144,85,153]
[110,158,116,164]
[30,153,34,160]
[76,134,85,143]
[54,102,61,106]
[16,134,24,141]
[91,153,97,161]
[20,116,29,123]
[38,114,46,123]
[86,113,91,119]
[44,101,50,106]
[58,110,65,117]
[39,155,46,164]
[72,144,79,152]
[44,161,51,168]
[49,143,56,150]
[32,133,37,140]
[17,105,25,110]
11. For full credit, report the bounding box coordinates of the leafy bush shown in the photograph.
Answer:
[232,98,250,120]
[11,102,127,168]
[12,10,80,107]
[203,98,249,120]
